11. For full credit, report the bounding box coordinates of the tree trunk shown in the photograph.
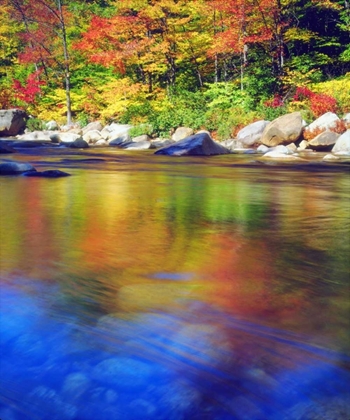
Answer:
[57,0,72,125]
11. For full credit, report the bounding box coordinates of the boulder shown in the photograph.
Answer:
[82,121,103,135]
[101,123,132,141]
[308,131,340,150]
[0,161,36,175]
[172,127,194,142]
[45,120,59,130]
[237,120,269,147]
[332,130,350,153]
[23,169,70,178]
[155,132,230,156]
[121,141,154,150]
[50,133,81,143]
[17,131,53,141]
[68,138,89,149]
[343,113,350,124]
[82,130,102,144]
[132,134,151,142]
[0,109,28,137]
[108,134,131,146]
[221,139,243,150]
[261,112,303,146]
[306,112,340,134]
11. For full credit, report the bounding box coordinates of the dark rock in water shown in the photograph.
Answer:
[23,170,71,178]
[0,109,28,137]
[154,132,230,156]
[10,140,54,148]
[0,143,15,154]
[68,138,89,148]
[0,161,36,175]
[24,386,77,420]
[109,135,130,147]
[92,357,153,390]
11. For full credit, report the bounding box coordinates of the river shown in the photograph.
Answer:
[0,148,349,419]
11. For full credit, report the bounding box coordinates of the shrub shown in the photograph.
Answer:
[26,118,45,132]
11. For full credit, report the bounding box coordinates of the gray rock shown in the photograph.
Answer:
[122,140,154,150]
[101,123,132,141]
[68,138,89,149]
[132,134,151,142]
[82,121,103,135]
[343,113,350,124]
[172,127,194,142]
[261,112,303,146]
[332,130,350,153]
[306,112,340,133]
[237,120,269,147]
[257,144,270,153]
[45,120,58,130]
[0,109,28,137]
[50,133,81,143]
[308,130,340,150]
[108,133,131,146]
[286,142,297,153]
[271,145,292,155]
[0,161,36,175]
[297,140,309,151]
[17,131,53,141]
[94,139,108,147]
[23,169,70,178]
[83,130,102,144]
[155,132,230,156]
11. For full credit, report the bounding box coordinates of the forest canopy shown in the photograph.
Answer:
[1,0,349,138]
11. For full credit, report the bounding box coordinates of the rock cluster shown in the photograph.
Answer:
[1,109,349,159]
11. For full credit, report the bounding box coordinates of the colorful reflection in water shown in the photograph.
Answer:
[0,152,349,419]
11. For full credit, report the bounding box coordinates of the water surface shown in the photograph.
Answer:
[1,150,349,419]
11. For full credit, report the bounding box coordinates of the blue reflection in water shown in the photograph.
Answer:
[1,279,349,420]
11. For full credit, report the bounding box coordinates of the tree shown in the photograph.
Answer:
[9,0,73,124]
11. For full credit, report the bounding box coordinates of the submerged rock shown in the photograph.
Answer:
[0,161,36,175]
[155,132,230,156]
[0,143,15,154]
[92,357,153,390]
[23,170,71,178]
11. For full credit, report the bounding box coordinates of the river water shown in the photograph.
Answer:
[0,149,349,419]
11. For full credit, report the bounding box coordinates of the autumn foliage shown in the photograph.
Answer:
[12,70,45,106]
